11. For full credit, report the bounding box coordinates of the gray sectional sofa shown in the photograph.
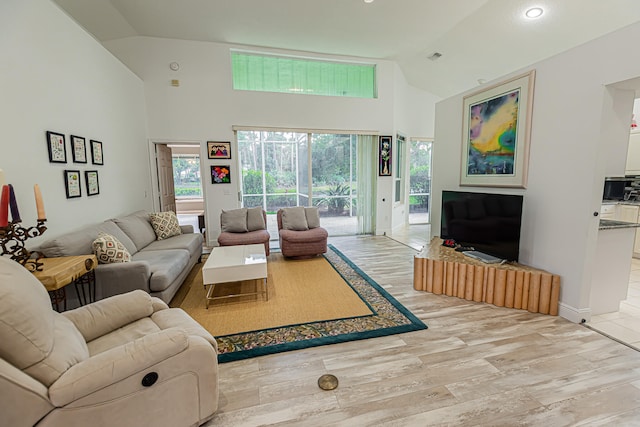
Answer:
[37,211,203,304]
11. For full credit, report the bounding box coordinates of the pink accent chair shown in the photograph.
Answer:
[217,207,270,255]
[277,208,328,258]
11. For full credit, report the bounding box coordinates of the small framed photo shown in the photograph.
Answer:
[207,141,231,159]
[378,135,392,176]
[70,135,87,163]
[85,170,99,196]
[46,131,67,163]
[90,140,104,165]
[211,165,231,184]
[64,170,82,198]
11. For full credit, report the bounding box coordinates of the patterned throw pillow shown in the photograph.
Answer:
[149,211,182,240]
[92,232,131,264]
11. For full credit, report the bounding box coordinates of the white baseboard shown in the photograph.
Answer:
[558,302,591,324]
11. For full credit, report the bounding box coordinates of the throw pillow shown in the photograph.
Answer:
[149,211,182,240]
[247,206,266,231]
[221,208,248,233]
[281,206,309,231]
[304,207,321,229]
[92,232,131,264]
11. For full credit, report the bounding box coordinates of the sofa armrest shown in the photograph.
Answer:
[180,224,194,234]
[48,328,189,407]
[63,290,155,341]
[95,260,151,298]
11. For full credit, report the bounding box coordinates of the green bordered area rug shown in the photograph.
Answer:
[216,244,427,363]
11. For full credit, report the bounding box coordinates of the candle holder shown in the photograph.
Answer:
[0,219,47,271]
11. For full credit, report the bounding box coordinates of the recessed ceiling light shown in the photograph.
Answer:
[364,0,374,3]
[525,7,544,19]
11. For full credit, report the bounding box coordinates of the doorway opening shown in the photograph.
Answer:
[408,138,433,225]
[154,142,205,237]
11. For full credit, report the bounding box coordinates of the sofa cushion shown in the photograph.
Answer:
[39,220,137,258]
[247,207,266,231]
[305,207,321,229]
[149,211,182,240]
[113,211,157,251]
[132,249,190,292]
[0,257,89,387]
[279,226,328,243]
[221,208,248,233]
[143,232,203,257]
[281,206,309,231]
[92,232,131,264]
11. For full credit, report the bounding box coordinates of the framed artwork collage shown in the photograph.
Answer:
[46,131,103,198]
[208,141,231,184]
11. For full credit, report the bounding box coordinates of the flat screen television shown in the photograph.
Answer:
[440,190,524,262]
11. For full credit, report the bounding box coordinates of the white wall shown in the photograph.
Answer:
[104,36,438,242]
[432,21,640,322]
[0,0,150,244]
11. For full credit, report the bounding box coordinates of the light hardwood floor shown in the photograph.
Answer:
[204,228,640,426]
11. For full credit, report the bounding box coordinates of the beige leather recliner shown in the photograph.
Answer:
[0,256,218,427]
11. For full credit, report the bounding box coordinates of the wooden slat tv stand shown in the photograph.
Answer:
[414,237,560,316]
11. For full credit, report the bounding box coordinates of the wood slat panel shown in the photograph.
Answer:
[413,240,560,316]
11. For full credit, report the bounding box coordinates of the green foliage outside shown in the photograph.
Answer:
[315,182,351,215]
[175,187,201,197]
[173,156,202,197]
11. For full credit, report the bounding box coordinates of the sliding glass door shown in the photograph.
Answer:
[237,130,374,236]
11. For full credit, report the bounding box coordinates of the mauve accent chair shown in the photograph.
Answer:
[0,256,218,427]
[217,207,270,255]
[277,207,328,258]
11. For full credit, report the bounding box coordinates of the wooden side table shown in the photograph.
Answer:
[32,255,97,311]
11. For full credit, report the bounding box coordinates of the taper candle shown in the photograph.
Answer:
[34,184,46,220]
[0,185,9,227]
[8,184,20,223]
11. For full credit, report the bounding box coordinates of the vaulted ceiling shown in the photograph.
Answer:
[53,0,640,98]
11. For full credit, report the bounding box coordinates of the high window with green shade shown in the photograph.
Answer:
[231,52,377,98]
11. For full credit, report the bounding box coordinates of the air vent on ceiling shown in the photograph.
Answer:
[427,52,442,61]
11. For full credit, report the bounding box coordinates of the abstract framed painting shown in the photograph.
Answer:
[211,165,231,184]
[460,70,535,188]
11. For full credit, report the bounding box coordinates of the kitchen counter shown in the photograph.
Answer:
[599,219,640,230]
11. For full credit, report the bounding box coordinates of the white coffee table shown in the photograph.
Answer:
[202,244,268,308]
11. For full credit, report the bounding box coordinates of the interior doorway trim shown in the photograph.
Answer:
[147,139,203,212]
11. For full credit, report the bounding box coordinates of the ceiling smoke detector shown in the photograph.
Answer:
[427,52,443,61]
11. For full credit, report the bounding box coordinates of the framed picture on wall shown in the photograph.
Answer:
[379,135,392,176]
[90,140,104,165]
[460,70,535,188]
[211,165,231,184]
[46,131,67,163]
[207,141,231,159]
[85,170,99,196]
[64,170,81,198]
[70,135,87,163]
